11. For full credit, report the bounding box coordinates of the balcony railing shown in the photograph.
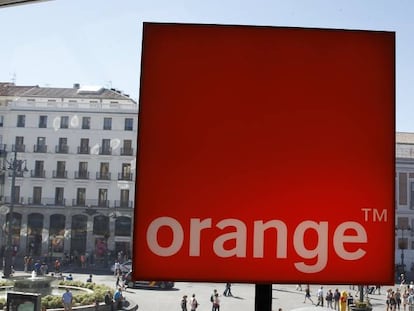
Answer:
[77,146,90,154]
[12,144,25,152]
[9,171,25,177]
[0,144,6,155]
[55,145,69,154]
[33,144,47,153]
[114,200,133,208]
[96,172,111,180]
[118,172,133,181]
[120,148,134,156]
[74,171,89,179]
[53,170,68,178]
[72,199,109,208]
[4,197,134,209]
[30,170,46,178]
[27,197,66,206]
[99,147,112,155]
[3,196,24,204]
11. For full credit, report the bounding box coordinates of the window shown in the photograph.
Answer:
[121,140,133,155]
[11,185,20,204]
[99,162,110,179]
[103,117,112,130]
[82,117,91,129]
[33,187,42,205]
[57,137,68,153]
[98,189,108,207]
[0,115,4,127]
[79,138,89,154]
[35,137,47,153]
[77,188,86,206]
[78,162,88,179]
[56,161,66,178]
[60,116,69,129]
[115,217,131,236]
[120,189,130,208]
[120,163,132,180]
[39,116,47,128]
[124,118,133,131]
[34,160,44,178]
[17,115,25,127]
[55,187,64,205]
[101,139,111,155]
[93,215,109,235]
[15,136,24,152]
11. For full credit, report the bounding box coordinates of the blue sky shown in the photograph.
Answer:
[1,0,413,131]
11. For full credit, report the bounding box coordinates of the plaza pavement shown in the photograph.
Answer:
[10,269,393,311]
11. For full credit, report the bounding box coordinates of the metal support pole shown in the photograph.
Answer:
[3,149,17,278]
[255,284,272,311]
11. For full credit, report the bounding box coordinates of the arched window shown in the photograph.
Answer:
[50,214,65,255]
[115,217,131,236]
[93,215,109,235]
[27,213,42,256]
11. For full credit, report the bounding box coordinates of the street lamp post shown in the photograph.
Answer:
[3,149,27,278]
[396,225,411,276]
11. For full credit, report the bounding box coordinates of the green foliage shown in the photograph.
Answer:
[40,281,113,309]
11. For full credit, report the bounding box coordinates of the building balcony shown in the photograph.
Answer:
[114,200,133,208]
[33,144,47,153]
[118,172,133,181]
[77,146,90,154]
[53,170,68,178]
[27,197,66,206]
[12,144,25,152]
[120,148,134,156]
[55,145,69,154]
[96,172,111,180]
[74,171,89,179]
[99,147,112,155]
[0,144,7,156]
[30,170,46,178]
[3,196,24,204]
[72,199,109,208]
[9,171,25,178]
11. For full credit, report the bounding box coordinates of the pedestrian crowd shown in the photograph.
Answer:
[179,284,236,311]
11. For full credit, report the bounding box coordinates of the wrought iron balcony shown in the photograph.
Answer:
[33,144,47,153]
[55,145,69,154]
[118,172,133,181]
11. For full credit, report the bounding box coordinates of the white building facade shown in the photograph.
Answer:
[0,82,138,267]
[396,132,414,278]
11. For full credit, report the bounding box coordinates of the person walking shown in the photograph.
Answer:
[316,286,324,307]
[62,288,73,311]
[223,283,232,297]
[304,285,314,304]
[190,294,199,311]
[181,295,188,311]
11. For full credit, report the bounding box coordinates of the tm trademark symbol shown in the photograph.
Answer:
[361,208,387,222]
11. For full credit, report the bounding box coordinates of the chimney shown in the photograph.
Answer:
[73,83,80,89]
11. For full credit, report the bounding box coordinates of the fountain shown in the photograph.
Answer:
[10,271,56,297]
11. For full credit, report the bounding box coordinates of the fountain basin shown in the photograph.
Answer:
[11,275,56,296]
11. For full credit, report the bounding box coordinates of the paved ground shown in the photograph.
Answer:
[9,269,392,311]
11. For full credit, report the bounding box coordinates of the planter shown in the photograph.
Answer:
[350,304,373,311]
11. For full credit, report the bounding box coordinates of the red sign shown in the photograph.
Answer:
[133,23,395,284]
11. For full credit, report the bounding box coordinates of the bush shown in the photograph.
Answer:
[41,281,113,309]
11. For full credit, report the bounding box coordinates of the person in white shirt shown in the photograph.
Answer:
[190,294,199,311]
